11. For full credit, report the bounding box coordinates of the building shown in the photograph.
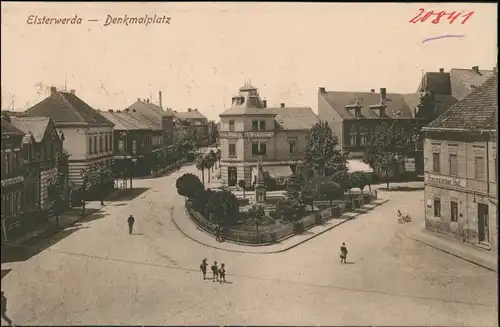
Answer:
[126,96,175,147]
[318,87,457,173]
[418,66,495,100]
[100,109,155,177]
[25,87,115,198]
[1,117,26,241]
[421,72,497,252]
[218,83,318,187]
[10,116,69,216]
[173,108,210,146]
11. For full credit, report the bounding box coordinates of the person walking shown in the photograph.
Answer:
[211,261,219,282]
[340,242,348,264]
[219,263,226,284]
[127,215,135,235]
[214,224,220,242]
[1,291,13,326]
[219,226,224,242]
[200,258,208,280]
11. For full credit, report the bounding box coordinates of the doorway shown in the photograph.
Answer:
[228,167,237,187]
[477,203,489,243]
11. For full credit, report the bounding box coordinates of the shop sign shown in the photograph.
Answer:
[219,131,275,139]
[425,173,466,189]
[1,176,24,188]
[404,158,416,172]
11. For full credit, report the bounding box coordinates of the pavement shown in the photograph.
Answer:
[1,160,497,326]
[405,223,497,272]
[173,197,389,254]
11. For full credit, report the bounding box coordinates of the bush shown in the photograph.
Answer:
[330,206,341,218]
[176,173,204,200]
[314,212,322,224]
[293,221,304,233]
[192,189,214,215]
[237,198,250,206]
[206,190,239,226]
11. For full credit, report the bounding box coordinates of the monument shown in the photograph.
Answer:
[254,156,266,203]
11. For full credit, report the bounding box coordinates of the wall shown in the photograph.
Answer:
[274,130,309,161]
[317,92,344,149]
[59,127,87,161]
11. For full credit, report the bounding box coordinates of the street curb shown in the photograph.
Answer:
[171,199,389,254]
[404,230,497,272]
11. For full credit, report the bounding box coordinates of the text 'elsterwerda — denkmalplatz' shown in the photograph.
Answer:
[103,14,171,26]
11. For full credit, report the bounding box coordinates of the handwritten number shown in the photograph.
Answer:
[446,11,461,24]
[420,10,435,23]
[409,8,425,23]
[461,11,475,24]
[431,11,447,24]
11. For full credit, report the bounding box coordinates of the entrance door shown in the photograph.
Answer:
[477,203,489,243]
[228,167,237,186]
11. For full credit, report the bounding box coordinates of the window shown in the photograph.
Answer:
[349,134,357,146]
[228,143,236,157]
[229,120,235,132]
[132,140,137,154]
[259,120,266,131]
[354,108,361,118]
[475,156,484,179]
[451,201,458,222]
[360,134,368,145]
[432,153,440,173]
[89,136,93,154]
[93,135,98,155]
[252,120,259,131]
[118,140,125,153]
[289,139,297,154]
[99,134,104,153]
[434,198,441,217]
[449,154,458,176]
[252,142,266,155]
[105,134,109,152]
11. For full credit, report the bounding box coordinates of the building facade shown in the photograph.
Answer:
[218,83,318,187]
[318,87,457,173]
[25,87,115,199]
[1,118,26,241]
[174,108,210,146]
[422,73,497,252]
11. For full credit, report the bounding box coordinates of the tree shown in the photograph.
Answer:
[303,121,347,177]
[195,155,207,185]
[215,148,221,168]
[317,176,341,210]
[176,173,204,200]
[300,180,319,212]
[192,189,214,216]
[206,190,239,226]
[80,168,92,216]
[286,167,302,200]
[47,172,65,228]
[349,172,372,196]
[238,180,247,198]
[363,122,415,189]
[208,150,217,172]
[248,204,265,238]
[332,170,351,197]
[203,154,215,183]
[89,163,113,205]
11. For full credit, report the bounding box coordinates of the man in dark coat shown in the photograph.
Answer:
[340,242,348,264]
[127,215,135,234]
[211,261,219,282]
[200,258,208,280]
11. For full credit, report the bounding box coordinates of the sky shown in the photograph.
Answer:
[1,2,498,121]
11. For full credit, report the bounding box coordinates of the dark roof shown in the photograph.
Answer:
[25,90,114,127]
[175,110,208,121]
[272,107,318,130]
[219,83,273,116]
[417,72,452,95]
[1,118,25,135]
[127,100,176,119]
[100,110,152,131]
[424,73,497,132]
[9,117,50,142]
[450,68,495,100]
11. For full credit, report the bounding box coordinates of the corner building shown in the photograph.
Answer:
[218,83,317,186]
[422,72,497,252]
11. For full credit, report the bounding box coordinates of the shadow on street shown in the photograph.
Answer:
[1,269,12,279]
[111,187,149,201]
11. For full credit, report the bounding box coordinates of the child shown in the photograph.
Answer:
[219,263,226,284]
[200,258,208,280]
[340,242,348,264]
[211,261,219,282]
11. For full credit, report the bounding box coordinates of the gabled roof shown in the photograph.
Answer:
[100,110,152,131]
[272,107,318,130]
[450,68,495,100]
[417,72,452,95]
[1,118,25,135]
[175,110,208,121]
[25,89,114,127]
[424,73,497,132]
[126,100,176,119]
[9,116,51,142]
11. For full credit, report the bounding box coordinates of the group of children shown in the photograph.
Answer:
[200,258,226,283]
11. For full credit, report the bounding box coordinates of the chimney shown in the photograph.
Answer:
[262,100,267,108]
[280,103,285,108]
[159,91,163,109]
[70,89,75,94]
[318,87,326,94]
[370,89,375,93]
[124,109,129,112]
[108,109,114,112]
[439,68,444,73]
[137,97,141,101]
[380,88,387,101]
[146,98,150,103]
[472,66,479,73]
[143,98,147,102]
[50,86,57,94]
[194,108,198,111]
[188,108,192,112]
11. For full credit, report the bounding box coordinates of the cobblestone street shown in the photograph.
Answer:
[1,163,497,326]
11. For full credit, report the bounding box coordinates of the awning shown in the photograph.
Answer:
[347,160,373,173]
[263,165,292,178]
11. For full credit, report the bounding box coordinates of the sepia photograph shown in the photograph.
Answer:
[1,2,498,326]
